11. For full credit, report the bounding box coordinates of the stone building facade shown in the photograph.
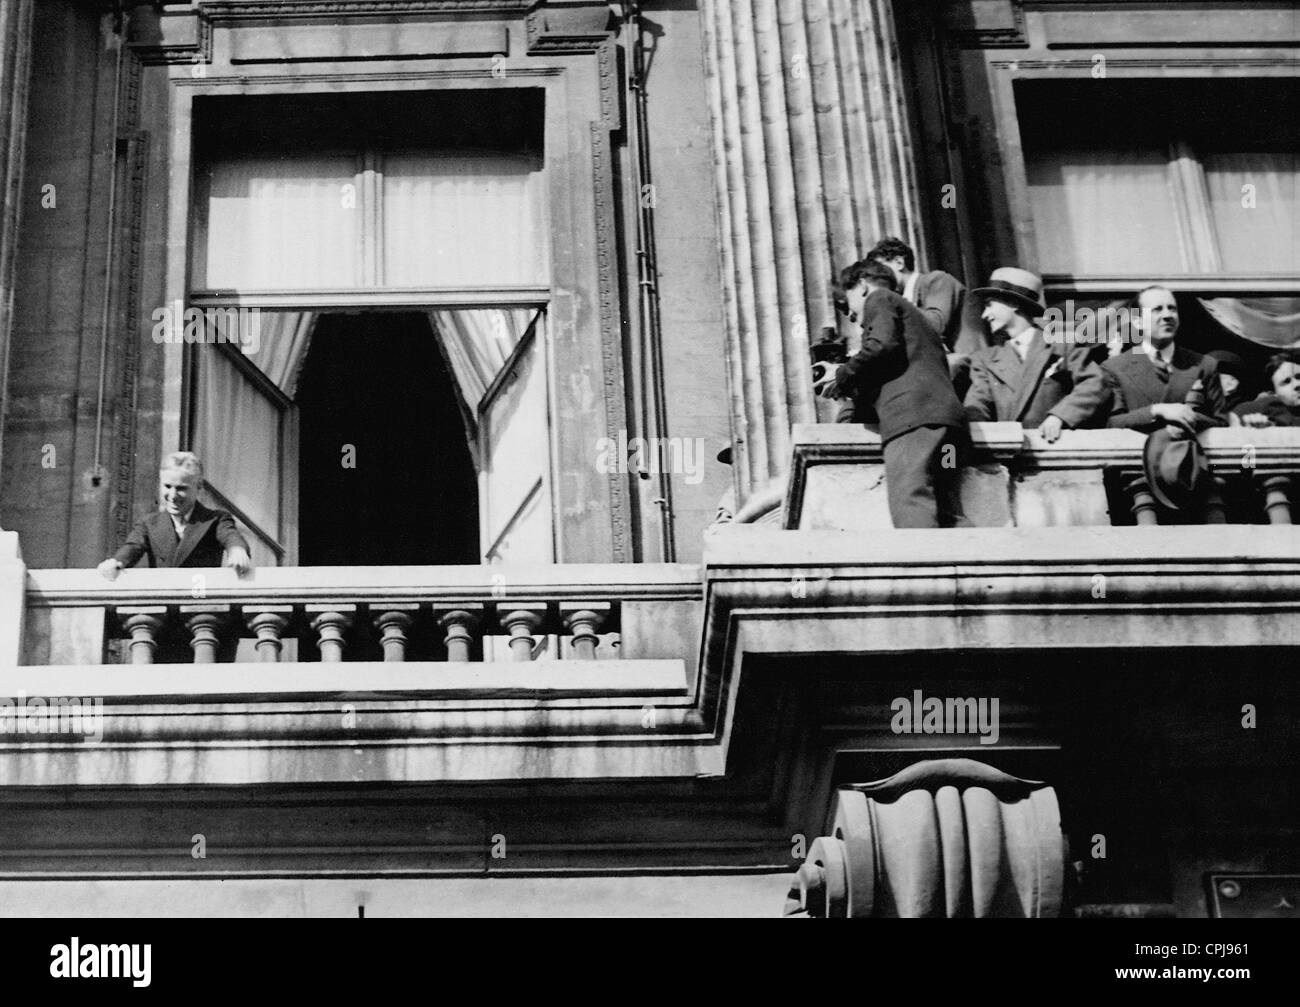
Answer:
[0,1,1295,917]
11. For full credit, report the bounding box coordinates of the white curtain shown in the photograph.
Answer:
[199,156,360,290]
[1200,297,1300,348]
[194,346,282,547]
[1026,148,1183,275]
[243,310,317,396]
[383,152,549,287]
[1204,151,1298,273]
[428,308,538,411]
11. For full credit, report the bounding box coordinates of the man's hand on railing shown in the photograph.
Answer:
[1037,415,1065,443]
[1151,402,1198,427]
[224,546,253,577]
[96,558,122,581]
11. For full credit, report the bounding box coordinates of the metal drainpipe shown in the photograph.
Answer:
[621,0,675,562]
[91,24,125,491]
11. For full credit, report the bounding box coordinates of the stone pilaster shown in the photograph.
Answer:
[701,0,924,496]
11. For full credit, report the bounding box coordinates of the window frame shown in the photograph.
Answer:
[162,55,631,564]
[985,60,1299,299]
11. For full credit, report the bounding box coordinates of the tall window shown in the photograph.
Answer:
[1018,79,1297,282]
[186,91,556,566]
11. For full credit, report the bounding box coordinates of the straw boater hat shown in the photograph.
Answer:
[973,267,1048,320]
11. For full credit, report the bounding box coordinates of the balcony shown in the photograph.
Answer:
[1,431,1297,909]
[780,422,1300,529]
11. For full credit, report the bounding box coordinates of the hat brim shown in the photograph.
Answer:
[972,287,1047,320]
[1142,420,1206,511]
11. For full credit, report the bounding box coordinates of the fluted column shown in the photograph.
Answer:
[0,0,35,481]
[702,0,923,496]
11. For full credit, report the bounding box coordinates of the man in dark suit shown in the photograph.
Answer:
[1102,286,1227,432]
[98,452,252,578]
[868,237,982,354]
[818,259,970,528]
[964,267,1108,441]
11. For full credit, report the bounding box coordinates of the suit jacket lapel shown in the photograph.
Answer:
[987,343,1021,389]
[172,505,215,568]
[147,513,179,567]
[1012,334,1052,420]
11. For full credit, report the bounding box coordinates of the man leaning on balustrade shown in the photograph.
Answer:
[97,451,252,579]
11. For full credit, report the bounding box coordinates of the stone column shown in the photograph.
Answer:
[701,0,923,497]
[0,0,35,482]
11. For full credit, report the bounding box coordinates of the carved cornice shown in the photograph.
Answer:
[943,0,1028,48]
[128,10,213,66]
[199,0,531,19]
[525,1,615,53]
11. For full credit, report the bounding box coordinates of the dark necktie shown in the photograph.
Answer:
[1153,355,1171,379]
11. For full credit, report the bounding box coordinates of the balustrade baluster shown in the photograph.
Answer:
[1124,473,1160,525]
[307,605,356,662]
[435,605,483,662]
[244,606,293,662]
[1261,474,1294,524]
[560,602,611,660]
[118,607,167,665]
[374,605,420,662]
[499,604,547,662]
[181,605,231,663]
[1204,476,1228,523]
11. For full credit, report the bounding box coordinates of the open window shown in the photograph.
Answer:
[185,91,555,565]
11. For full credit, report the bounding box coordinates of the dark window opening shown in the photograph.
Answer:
[295,312,479,566]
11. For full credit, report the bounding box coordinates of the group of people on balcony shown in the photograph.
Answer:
[814,238,1300,528]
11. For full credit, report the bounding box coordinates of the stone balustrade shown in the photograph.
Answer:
[780,423,1300,530]
[17,563,702,668]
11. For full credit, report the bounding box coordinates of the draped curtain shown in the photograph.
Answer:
[194,345,283,565]
[428,307,538,411]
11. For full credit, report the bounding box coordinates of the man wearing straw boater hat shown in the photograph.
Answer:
[964,267,1108,442]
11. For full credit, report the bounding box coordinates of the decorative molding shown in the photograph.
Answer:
[525,1,615,54]
[113,121,149,549]
[199,0,531,19]
[128,11,213,66]
[590,121,630,562]
[991,57,1298,71]
[943,0,1028,48]
[172,66,561,87]
[595,38,620,131]
[785,760,1065,917]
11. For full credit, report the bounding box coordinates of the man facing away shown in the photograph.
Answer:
[817,259,970,529]
[1103,285,1226,432]
[98,451,252,579]
[964,267,1108,442]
